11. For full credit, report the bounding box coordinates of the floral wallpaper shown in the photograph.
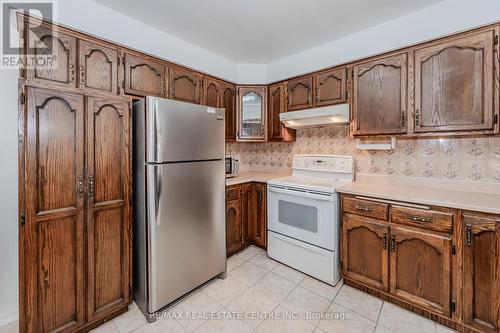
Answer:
[226,126,500,183]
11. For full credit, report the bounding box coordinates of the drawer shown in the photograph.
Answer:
[226,185,240,202]
[343,197,389,220]
[391,206,453,233]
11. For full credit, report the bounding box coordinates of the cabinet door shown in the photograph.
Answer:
[463,212,500,333]
[123,53,165,97]
[287,76,314,110]
[342,214,389,291]
[170,67,201,104]
[414,29,496,133]
[314,68,347,107]
[250,183,267,248]
[221,83,236,142]
[226,197,242,255]
[24,87,85,332]
[78,40,119,95]
[268,82,296,142]
[203,77,220,107]
[86,96,131,321]
[241,183,252,247]
[237,86,267,141]
[26,23,77,88]
[352,53,407,135]
[389,226,452,317]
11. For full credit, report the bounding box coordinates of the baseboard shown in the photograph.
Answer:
[0,311,18,327]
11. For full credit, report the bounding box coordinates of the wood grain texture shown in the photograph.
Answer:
[343,196,389,220]
[240,183,252,247]
[221,82,237,142]
[391,205,454,233]
[202,77,220,107]
[226,193,242,256]
[342,213,389,291]
[287,75,314,110]
[314,67,347,107]
[250,183,267,248]
[169,66,201,104]
[78,40,118,95]
[123,53,165,97]
[268,82,296,142]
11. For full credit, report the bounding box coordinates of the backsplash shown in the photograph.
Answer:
[227,126,500,183]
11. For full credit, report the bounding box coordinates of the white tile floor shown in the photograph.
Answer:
[0,245,458,333]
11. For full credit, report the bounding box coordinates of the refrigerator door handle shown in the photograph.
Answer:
[154,166,162,227]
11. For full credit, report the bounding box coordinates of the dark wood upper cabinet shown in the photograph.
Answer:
[78,40,119,95]
[123,53,165,97]
[268,82,295,142]
[352,53,408,136]
[414,28,496,133]
[462,212,500,333]
[287,75,314,110]
[169,67,201,104]
[24,87,86,332]
[202,77,220,107]
[237,86,267,141]
[85,96,131,322]
[314,67,347,107]
[26,23,77,88]
[342,214,389,291]
[389,226,452,317]
[221,83,236,142]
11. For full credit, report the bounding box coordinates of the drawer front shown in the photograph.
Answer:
[391,206,453,233]
[343,197,389,220]
[226,185,240,202]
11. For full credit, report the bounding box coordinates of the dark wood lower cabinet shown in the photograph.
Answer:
[250,183,267,248]
[240,183,252,247]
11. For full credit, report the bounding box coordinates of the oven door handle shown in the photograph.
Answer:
[268,187,334,201]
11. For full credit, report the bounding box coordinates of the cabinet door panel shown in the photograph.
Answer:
[268,82,295,142]
[86,96,131,321]
[27,24,77,88]
[251,183,267,248]
[226,198,242,255]
[315,68,346,107]
[352,53,407,135]
[463,213,500,333]
[221,83,236,142]
[79,40,118,94]
[414,29,495,133]
[287,76,313,110]
[342,214,389,291]
[390,226,451,317]
[203,78,220,107]
[241,183,252,247]
[237,86,267,141]
[170,67,201,104]
[124,53,165,97]
[25,87,85,332]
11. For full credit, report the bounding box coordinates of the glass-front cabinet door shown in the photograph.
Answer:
[237,86,267,141]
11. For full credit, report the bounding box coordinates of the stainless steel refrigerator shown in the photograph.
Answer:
[133,97,226,321]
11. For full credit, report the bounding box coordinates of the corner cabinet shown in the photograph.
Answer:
[268,82,295,142]
[221,82,237,142]
[236,86,267,141]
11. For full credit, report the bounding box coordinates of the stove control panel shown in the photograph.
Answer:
[292,155,354,174]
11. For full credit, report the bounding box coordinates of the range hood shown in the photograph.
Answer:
[280,104,350,129]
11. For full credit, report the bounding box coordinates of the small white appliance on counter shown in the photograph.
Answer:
[225,155,240,177]
[267,154,354,285]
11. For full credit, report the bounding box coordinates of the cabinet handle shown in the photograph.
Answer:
[466,224,472,246]
[70,64,75,82]
[407,215,432,223]
[79,66,85,86]
[316,87,320,102]
[355,205,373,212]
[415,109,420,127]
[307,90,312,104]
[383,233,387,250]
[170,83,175,98]
[77,176,84,198]
[88,176,94,198]
[390,235,396,252]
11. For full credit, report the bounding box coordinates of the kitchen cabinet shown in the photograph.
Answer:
[314,68,347,107]
[221,82,237,142]
[287,75,314,110]
[123,53,165,97]
[462,212,500,333]
[413,28,497,134]
[202,77,221,107]
[268,82,296,142]
[169,66,202,104]
[352,53,408,136]
[20,86,132,332]
[226,188,243,255]
[342,213,389,291]
[250,183,267,248]
[237,86,267,141]
[78,40,119,95]
[241,183,252,247]
[389,226,452,317]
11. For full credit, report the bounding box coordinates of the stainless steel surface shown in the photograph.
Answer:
[146,97,225,163]
[133,97,226,321]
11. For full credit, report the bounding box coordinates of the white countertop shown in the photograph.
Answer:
[337,175,500,215]
[225,169,291,186]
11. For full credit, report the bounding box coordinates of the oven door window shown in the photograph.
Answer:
[278,200,318,233]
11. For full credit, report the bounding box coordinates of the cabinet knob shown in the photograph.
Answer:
[79,66,85,86]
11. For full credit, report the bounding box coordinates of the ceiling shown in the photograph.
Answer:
[95,0,443,63]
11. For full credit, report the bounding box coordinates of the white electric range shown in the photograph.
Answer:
[267,154,354,286]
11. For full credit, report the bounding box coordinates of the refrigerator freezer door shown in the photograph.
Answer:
[146,97,225,163]
[146,160,226,313]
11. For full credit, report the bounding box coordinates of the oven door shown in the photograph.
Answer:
[267,186,338,250]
